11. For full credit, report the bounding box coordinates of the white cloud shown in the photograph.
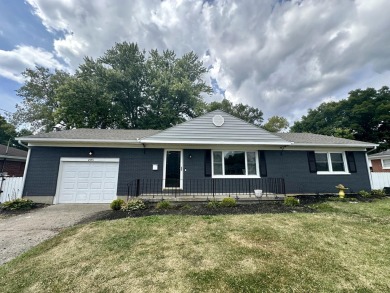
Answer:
[0,45,65,83]
[2,0,390,122]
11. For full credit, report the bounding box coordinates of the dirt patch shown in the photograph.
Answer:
[98,201,316,221]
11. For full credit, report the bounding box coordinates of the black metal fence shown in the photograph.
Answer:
[127,178,286,199]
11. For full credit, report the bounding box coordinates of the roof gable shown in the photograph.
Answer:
[142,110,291,145]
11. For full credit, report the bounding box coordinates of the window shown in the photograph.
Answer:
[382,159,390,169]
[212,151,259,177]
[315,152,348,174]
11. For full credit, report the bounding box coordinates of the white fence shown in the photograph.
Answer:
[371,172,390,190]
[0,177,23,203]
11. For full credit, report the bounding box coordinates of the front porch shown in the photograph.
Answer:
[127,178,286,202]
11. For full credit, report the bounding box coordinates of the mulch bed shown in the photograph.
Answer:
[97,201,316,221]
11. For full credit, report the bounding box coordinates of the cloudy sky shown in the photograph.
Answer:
[1,0,389,124]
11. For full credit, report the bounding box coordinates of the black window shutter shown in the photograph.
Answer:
[259,150,267,177]
[307,151,317,173]
[345,151,357,173]
[204,150,212,177]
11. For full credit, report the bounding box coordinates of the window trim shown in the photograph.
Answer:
[381,158,390,169]
[211,150,260,178]
[315,151,350,175]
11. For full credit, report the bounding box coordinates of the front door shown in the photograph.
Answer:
[164,150,182,188]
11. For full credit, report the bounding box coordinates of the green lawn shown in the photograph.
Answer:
[1,199,390,292]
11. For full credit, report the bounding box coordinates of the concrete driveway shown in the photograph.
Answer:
[0,204,110,265]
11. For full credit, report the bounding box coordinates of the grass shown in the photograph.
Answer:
[0,199,390,292]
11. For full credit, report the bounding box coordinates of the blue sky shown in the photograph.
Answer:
[1,0,390,125]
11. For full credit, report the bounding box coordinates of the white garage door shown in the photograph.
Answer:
[57,158,120,203]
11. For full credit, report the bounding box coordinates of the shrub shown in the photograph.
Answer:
[110,199,125,211]
[358,190,371,198]
[0,198,37,211]
[206,200,220,208]
[371,189,386,197]
[156,200,172,209]
[220,197,237,207]
[122,199,147,211]
[284,196,299,206]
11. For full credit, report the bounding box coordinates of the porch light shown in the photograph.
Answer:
[88,151,94,156]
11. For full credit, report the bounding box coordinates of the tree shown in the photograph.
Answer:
[291,86,390,151]
[0,115,16,146]
[54,58,116,129]
[207,98,263,126]
[262,116,289,132]
[142,50,212,129]
[15,42,211,131]
[13,66,70,132]
[0,115,31,150]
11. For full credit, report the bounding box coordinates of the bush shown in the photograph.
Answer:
[371,189,386,197]
[206,200,220,208]
[122,199,147,211]
[284,196,299,206]
[220,197,237,207]
[358,190,371,198]
[110,199,125,210]
[156,200,172,209]
[0,198,37,211]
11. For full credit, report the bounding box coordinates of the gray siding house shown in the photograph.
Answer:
[19,110,376,204]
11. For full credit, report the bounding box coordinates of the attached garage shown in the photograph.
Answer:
[55,158,120,204]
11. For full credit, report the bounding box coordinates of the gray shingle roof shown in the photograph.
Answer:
[19,129,161,141]
[0,144,27,158]
[368,150,390,158]
[18,116,377,149]
[276,133,377,146]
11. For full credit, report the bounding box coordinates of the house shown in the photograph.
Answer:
[0,144,27,177]
[368,150,390,172]
[18,110,377,204]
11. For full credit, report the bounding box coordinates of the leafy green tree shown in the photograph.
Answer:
[0,115,16,146]
[142,50,212,129]
[262,116,289,132]
[54,58,115,129]
[291,86,390,150]
[207,98,263,126]
[0,115,31,150]
[15,42,211,131]
[13,66,70,132]
[98,42,147,129]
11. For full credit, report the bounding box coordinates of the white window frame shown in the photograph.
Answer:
[381,158,390,169]
[211,150,260,178]
[315,151,350,175]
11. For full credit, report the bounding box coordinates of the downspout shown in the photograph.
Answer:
[365,146,377,191]
[18,140,30,199]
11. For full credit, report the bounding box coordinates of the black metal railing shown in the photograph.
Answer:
[127,178,285,199]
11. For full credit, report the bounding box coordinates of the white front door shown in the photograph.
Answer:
[56,158,119,203]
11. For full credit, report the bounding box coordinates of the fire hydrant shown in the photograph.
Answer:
[335,184,348,198]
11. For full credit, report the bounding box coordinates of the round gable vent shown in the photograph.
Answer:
[212,115,224,127]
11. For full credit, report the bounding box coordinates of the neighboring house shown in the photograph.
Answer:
[368,150,390,172]
[0,144,27,177]
[18,110,377,204]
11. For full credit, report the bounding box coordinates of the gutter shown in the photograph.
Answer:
[18,140,29,148]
